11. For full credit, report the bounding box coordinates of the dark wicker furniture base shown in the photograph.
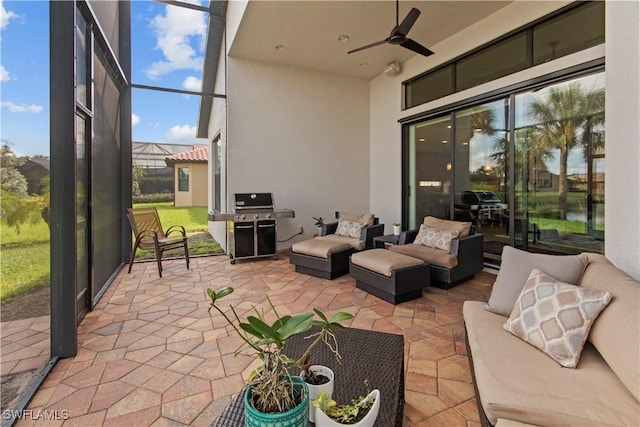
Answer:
[211,327,405,427]
[289,247,354,279]
[349,259,430,305]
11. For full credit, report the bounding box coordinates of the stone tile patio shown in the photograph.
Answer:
[14,251,494,426]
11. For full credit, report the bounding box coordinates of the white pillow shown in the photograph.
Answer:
[413,225,458,251]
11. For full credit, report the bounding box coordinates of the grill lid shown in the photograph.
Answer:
[234,193,274,211]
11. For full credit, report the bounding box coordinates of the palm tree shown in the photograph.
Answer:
[526,82,605,219]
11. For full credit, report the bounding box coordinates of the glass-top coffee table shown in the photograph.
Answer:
[211,327,405,427]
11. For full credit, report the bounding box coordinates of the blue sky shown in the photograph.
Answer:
[1,0,207,157]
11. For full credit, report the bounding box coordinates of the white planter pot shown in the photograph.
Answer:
[393,225,401,236]
[301,365,334,423]
[314,389,380,427]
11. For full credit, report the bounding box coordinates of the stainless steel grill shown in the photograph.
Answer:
[208,193,295,264]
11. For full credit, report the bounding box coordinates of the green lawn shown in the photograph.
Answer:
[1,218,51,301]
[1,203,221,302]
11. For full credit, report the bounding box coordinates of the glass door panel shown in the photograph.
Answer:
[513,72,605,254]
[406,115,452,230]
[454,99,510,262]
[76,114,89,321]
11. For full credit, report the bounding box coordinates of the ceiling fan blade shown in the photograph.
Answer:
[394,8,421,37]
[400,38,434,57]
[347,39,389,54]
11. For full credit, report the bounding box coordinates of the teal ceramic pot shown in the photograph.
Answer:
[244,376,309,427]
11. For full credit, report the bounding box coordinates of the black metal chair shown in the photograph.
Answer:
[126,207,190,277]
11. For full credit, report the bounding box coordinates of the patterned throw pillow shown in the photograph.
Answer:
[335,219,364,239]
[504,269,612,368]
[413,225,458,251]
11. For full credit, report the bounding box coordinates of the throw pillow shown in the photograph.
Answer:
[486,246,589,316]
[423,216,471,237]
[413,225,458,251]
[339,212,375,226]
[503,268,612,368]
[335,219,364,239]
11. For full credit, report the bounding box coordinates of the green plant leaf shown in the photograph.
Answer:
[239,321,265,338]
[206,288,216,302]
[271,315,291,330]
[329,311,354,324]
[277,313,314,340]
[313,308,329,323]
[244,316,276,339]
[216,286,234,299]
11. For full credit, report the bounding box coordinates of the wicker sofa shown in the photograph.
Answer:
[464,249,640,426]
[390,216,484,289]
[289,212,384,279]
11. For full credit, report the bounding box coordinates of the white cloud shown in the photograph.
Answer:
[1,0,17,30]
[167,124,197,143]
[145,3,206,79]
[182,76,202,91]
[132,113,141,126]
[1,101,43,113]
[0,65,9,82]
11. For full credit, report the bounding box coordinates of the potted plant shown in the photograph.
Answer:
[312,384,381,427]
[392,223,401,236]
[207,286,353,427]
[300,364,334,422]
[313,216,325,236]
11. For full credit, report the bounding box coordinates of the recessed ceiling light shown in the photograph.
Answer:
[447,125,452,129]
[275,44,286,51]
[419,138,425,142]
[337,34,350,42]
[359,62,368,68]
[442,140,448,144]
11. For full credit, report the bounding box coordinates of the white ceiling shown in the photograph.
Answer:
[229,1,513,80]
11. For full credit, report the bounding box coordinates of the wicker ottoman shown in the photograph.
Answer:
[350,249,430,304]
[289,239,354,279]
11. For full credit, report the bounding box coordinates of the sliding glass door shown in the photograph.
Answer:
[513,73,605,254]
[403,70,605,263]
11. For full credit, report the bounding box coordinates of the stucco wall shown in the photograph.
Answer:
[226,57,370,249]
[605,1,640,279]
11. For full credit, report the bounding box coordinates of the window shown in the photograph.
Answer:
[178,167,189,191]
[404,2,604,109]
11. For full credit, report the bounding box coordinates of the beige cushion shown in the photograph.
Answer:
[503,269,612,368]
[351,248,424,277]
[389,244,457,269]
[495,420,539,427]
[335,219,365,239]
[580,253,640,401]
[486,246,588,316]
[423,216,472,238]
[464,301,640,426]
[291,238,351,259]
[413,225,458,251]
[316,234,365,251]
[339,212,375,226]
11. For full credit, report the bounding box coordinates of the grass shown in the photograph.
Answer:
[1,221,51,301]
[1,202,221,302]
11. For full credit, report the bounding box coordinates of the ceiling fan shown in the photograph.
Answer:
[347,1,434,58]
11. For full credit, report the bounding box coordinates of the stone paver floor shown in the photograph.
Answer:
[13,251,494,426]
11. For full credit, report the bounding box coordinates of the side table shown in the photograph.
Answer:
[373,234,401,249]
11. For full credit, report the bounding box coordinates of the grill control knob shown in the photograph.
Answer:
[254,214,259,219]
[266,213,272,218]
[239,214,245,220]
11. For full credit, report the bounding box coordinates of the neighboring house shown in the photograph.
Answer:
[132,142,193,194]
[165,144,208,207]
[18,158,50,195]
[197,1,639,278]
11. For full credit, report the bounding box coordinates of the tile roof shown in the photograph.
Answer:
[164,144,208,165]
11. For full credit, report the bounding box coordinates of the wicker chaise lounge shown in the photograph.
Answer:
[289,212,384,279]
[390,216,483,289]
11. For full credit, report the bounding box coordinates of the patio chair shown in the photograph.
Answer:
[126,207,190,277]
